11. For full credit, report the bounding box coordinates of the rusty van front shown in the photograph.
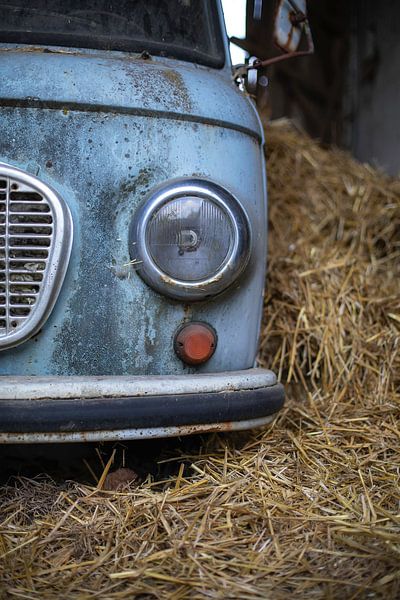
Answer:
[0,0,284,443]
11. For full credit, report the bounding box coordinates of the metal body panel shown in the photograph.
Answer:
[0,44,268,378]
[0,112,267,376]
[0,48,260,139]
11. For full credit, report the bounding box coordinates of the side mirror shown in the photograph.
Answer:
[273,0,313,54]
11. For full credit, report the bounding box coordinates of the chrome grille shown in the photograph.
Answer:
[0,164,73,350]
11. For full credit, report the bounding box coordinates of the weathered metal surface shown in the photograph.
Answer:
[0,414,276,444]
[0,110,267,376]
[0,23,268,377]
[0,368,277,400]
[0,48,261,140]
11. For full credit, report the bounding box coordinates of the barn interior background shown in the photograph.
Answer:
[0,1,399,598]
[231,0,400,175]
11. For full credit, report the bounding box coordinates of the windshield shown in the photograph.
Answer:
[0,0,225,67]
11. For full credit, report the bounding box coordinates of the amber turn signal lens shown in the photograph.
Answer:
[174,322,217,366]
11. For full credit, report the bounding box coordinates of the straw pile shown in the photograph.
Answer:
[1,122,399,599]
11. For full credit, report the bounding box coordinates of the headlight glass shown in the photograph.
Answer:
[147,196,234,282]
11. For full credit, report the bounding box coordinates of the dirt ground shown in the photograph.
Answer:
[0,123,399,599]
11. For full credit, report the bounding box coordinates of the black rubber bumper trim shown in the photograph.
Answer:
[0,384,285,433]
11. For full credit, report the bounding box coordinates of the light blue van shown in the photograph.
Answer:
[0,0,284,442]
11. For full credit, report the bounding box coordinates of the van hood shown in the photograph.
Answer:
[0,46,262,140]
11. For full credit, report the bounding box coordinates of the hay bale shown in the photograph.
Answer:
[0,122,399,599]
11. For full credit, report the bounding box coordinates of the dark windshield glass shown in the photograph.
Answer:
[0,0,225,67]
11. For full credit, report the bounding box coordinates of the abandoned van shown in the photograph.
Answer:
[0,0,285,443]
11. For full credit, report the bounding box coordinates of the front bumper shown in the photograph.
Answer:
[0,369,284,443]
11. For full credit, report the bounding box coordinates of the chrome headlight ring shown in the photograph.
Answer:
[129,178,251,301]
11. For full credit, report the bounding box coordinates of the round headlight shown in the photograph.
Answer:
[129,179,251,301]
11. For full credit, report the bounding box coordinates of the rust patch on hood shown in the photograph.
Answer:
[161,69,192,111]
[122,61,192,113]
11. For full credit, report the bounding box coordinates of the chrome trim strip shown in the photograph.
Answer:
[0,415,276,444]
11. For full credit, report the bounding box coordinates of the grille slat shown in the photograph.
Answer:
[8,263,42,275]
[6,315,29,320]
[12,302,34,308]
[9,235,52,241]
[7,257,46,264]
[9,246,50,252]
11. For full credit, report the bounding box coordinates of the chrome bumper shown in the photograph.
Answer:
[0,369,284,443]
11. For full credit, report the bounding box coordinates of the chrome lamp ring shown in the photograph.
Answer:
[129,178,251,301]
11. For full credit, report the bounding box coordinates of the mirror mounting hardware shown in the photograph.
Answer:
[233,0,314,90]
